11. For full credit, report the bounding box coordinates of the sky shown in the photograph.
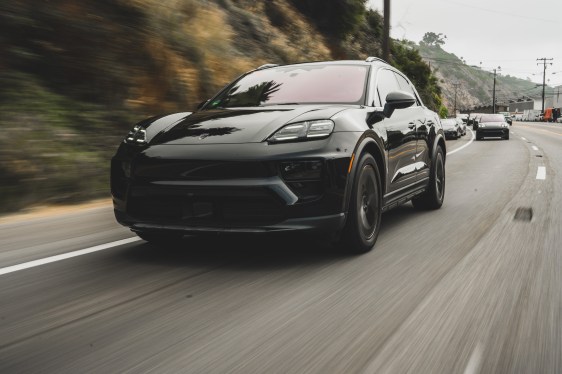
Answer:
[368,0,562,87]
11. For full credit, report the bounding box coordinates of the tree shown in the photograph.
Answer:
[390,42,443,112]
[288,0,367,37]
[439,105,449,119]
[420,32,446,48]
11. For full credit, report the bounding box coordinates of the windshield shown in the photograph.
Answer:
[207,64,369,108]
[480,114,505,123]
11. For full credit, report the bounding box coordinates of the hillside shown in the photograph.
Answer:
[416,43,538,112]
[0,0,441,213]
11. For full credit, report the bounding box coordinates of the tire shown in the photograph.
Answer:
[412,146,445,210]
[339,153,382,254]
[504,133,510,140]
[136,231,184,245]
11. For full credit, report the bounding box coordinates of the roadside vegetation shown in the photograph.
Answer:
[0,0,443,213]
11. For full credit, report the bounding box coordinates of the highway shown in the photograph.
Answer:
[1,122,561,373]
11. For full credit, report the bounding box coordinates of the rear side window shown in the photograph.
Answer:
[394,73,420,106]
[376,69,401,105]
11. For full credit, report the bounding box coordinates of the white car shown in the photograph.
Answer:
[455,117,467,135]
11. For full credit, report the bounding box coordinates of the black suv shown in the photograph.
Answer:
[111,58,446,253]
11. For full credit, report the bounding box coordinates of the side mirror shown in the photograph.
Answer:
[383,91,416,118]
[197,100,209,110]
[366,91,416,127]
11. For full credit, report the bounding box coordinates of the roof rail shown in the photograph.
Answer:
[256,63,279,70]
[365,56,387,63]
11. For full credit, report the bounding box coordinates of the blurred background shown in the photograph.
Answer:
[0,0,442,214]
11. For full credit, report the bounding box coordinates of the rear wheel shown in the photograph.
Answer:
[339,153,382,254]
[412,146,445,210]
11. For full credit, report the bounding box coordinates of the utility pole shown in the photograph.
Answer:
[537,57,553,115]
[492,67,500,113]
[452,82,461,115]
[382,0,390,62]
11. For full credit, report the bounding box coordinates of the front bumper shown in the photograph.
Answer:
[476,127,509,138]
[115,209,346,235]
[443,129,458,138]
[111,135,356,236]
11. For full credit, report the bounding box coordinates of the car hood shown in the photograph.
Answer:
[441,123,457,130]
[148,105,349,145]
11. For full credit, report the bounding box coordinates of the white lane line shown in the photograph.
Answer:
[521,136,527,141]
[532,145,539,151]
[536,166,546,180]
[447,129,475,156]
[464,342,484,374]
[0,237,141,276]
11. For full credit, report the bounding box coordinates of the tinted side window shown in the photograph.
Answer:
[395,73,420,106]
[376,69,401,105]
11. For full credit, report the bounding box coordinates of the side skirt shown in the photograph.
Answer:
[382,178,429,212]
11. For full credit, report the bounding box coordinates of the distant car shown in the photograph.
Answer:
[457,114,468,124]
[475,114,510,140]
[455,117,467,135]
[557,117,562,123]
[441,118,461,139]
[472,113,484,130]
[503,114,512,126]
[111,58,446,254]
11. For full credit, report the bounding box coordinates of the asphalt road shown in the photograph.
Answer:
[1,122,561,373]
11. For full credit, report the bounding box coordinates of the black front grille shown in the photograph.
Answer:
[133,159,275,181]
[127,186,285,226]
[480,129,507,137]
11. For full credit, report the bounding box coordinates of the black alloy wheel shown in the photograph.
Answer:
[339,153,382,254]
[412,146,445,210]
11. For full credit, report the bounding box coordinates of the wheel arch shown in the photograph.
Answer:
[435,134,446,164]
[342,134,386,214]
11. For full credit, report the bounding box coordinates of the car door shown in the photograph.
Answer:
[394,72,432,182]
[375,69,421,194]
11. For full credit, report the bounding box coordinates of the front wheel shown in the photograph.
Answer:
[338,153,382,254]
[412,146,445,210]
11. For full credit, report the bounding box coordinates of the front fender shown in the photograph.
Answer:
[431,131,446,165]
[342,131,387,214]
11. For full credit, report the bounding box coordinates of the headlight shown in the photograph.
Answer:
[479,124,486,128]
[268,120,334,143]
[124,125,147,145]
